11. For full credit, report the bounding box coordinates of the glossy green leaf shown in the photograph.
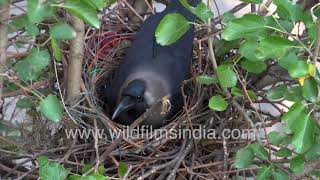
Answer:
[221,12,236,25]
[284,86,304,102]
[193,2,213,22]
[267,131,286,145]
[27,0,54,23]
[50,22,76,40]
[234,147,254,168]
[282,102,307,131]
[179,0,213,22]
[290,155,304,174]
[196,75,217,85]
[274,147,292,157]
[222,14,266,41]
[231,87,243,97]
[64,0,100,29]
[208,95,228,111]
[273,0,302,21]
[291,115,316,153]
[51,38,62,61]
[288,60,309,78]
[239,39,265,62]
[38,156,70,180]
[16,97,33,109]
[39,95,63,122]
[118,161,128,178]
[217,64,237,88]
[273,171,289,180]
[257,165,272,180]
[278,52,299,70]
[241,60,266,74]
[267,85,287,100]
[305,144,320,160]
[155,13,190,46]
[302,78,318,103]
[249,142,269,160]
[14,48,50,81]
[26,23,39,37]
[257,36,294,59]
[8,15,28,33]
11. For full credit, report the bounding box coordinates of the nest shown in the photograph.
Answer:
[1,2,280,179]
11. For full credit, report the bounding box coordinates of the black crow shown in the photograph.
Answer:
[108,0,200,128]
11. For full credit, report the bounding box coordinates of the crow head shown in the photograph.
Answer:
[112,79,148,120]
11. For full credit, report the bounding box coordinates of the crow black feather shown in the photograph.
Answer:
[108,0,201,128]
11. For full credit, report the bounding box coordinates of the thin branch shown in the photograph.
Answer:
[0,1,9,102]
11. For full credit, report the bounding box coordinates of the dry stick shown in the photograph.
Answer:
[207,0,260,141]
[0,2,9,102]
[97,99,163,165]
[313,20,320,66]
[122,0,144,22]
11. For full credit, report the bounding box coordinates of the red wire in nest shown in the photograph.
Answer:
[86,31,133,81]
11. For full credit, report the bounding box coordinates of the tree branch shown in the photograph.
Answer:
[67,15,85,105]
[0,1,9,102]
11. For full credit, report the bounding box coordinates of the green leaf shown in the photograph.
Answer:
[215,39,240,57]
[305,144,320,160]
[256,165,272,180]
[288,60,309,78]
[196,75,217,85]
[273,0,302,21]
[291,115,316,153]
[282,102,307,131]
[284,86,303,102]
[38,156,70,180]
[290,155,304,174]
[51,38,62,61]
[81,164,93,174]
[193,2,213,22]
[208,95,228,111]
[267,131,286,145]
[240,60,266,74]
[257,36,295,59]
[217,64,237,88]
[26,23,39,37]
[231,87,243,97]
[178,0,213,22]
[64,0,100,29]
[221,12,236,25]
[27,0,54,23]
[118,161,128,178]
[8,15,28,33]
[249,142,269,160]
[155,13,191,46]
[86,0,111,9]
[302,78,319,103]
[234,147,254,168]
[278,52,299,70]
[240,0,262,4]
[239,39,265,62]
[273,171,289,180]
[222,14,266,41]
[50,22,76,40]
[16,97,33,109]
[247,90,257,101]
[14,48,50,81]
[39,95,64,122]
[274,147,292,157]
[267,85,287,100]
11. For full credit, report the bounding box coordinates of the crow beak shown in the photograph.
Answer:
[112,96,136,120]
